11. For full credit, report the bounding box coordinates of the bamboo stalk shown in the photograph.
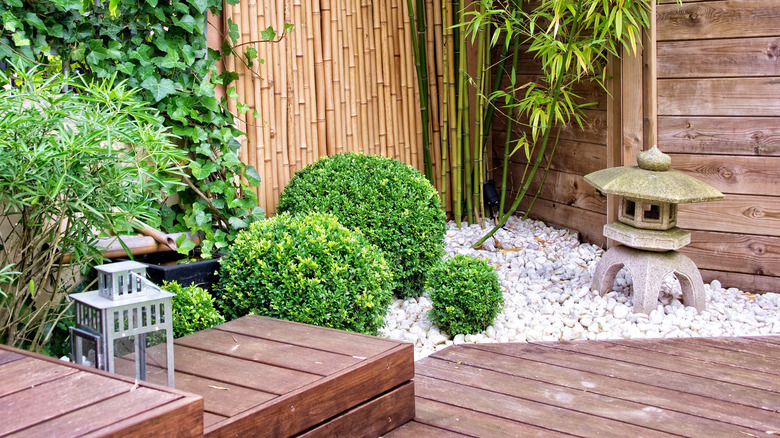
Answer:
[425,0,440,184]
[362,0,380,156]
[389,0,406,163]
[275,0,290,199]
[321,0,337,155]
[312,0,327,159]
[400,0,419,168]
[283,0,297,183]
[292,0,305,172]
[372,0,389,156]
[344,0,360,153]
[247,0,267,209]
[303,0,316,166]
[472,0,486,223]
[354,0,371,154]
[333,0,347,153]
[395,0,411,165]
[259,0,279,212]
[458,1,472,224]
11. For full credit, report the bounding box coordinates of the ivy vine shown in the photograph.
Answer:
[0,0,273,257]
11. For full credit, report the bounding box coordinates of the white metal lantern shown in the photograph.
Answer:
[69,261,175,387]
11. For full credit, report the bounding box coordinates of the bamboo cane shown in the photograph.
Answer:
[332,0,347,154]
[458,1,473,224]
[472,0,486,224]
[312,0,327,159]
[344,0,360,154]
[283,0,296,183]
[355,0,371,155]
[400,0,419,168]
[372,1,389,157]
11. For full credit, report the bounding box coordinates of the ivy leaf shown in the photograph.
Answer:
[228,216,248,229]
[236,102,249,114]
[284,23,294,34]
[25,13,46,31]
[260,26,276,41]
[227,19,239,44]
[222,152,242,167]
[186,0,208,13]
[176,235,197,253]
[140,76,177,102]
[12,32,30,47]
[173,14,197,33]
[245,166,261,187]
[227,86,238,101]
[5,0,22,7]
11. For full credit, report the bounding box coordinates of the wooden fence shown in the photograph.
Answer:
[215,0,442,214]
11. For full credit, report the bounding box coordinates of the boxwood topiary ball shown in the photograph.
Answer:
[428,255,504,336]
[277,152,446,298]
[216,212,393,335]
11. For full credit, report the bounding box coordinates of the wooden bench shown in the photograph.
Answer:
[0,345,203,437]
[122,315,415,437]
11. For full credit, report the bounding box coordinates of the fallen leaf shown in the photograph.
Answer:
[130,380,139,392]
[499,248,523,253]
[493,236,504,250]
[535,237,552,245]
[232,335,239,344]
[209,385,230,391]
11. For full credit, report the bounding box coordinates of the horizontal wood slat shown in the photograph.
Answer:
[658,37,780,78]
[658,116,780,156]
[657,0,780,41]
[682,230,780,278]
[658,78,780,116]
[677,194,780,237]
[699,268,780,294]
[668,153,780,196]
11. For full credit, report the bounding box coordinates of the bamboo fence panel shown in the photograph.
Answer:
[221,0,460,214]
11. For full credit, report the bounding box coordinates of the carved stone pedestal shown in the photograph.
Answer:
[591,245,705,314]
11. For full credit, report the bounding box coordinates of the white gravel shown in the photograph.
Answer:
[379,216,780,361]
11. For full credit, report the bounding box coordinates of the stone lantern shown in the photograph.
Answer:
[69,261,176,387]
[584,146,724,314]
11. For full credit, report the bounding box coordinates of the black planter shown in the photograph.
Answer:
[116,252,221,292]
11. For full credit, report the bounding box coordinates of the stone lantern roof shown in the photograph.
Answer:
[584,146,725,204]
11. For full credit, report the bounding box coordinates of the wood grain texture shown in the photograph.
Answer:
[657,0,780,41]
[658,77,780,117]
[92,397,204,438]
[518,197,607,248]
[384,419,470,438]
[658,37,780,78]
[0,357,77,398]
[658,116,780,156]
[428,344,780,433]
[498,164,607,214]
[681,230,780,278]
[495,137,607,177]
[205,343,413,438]
[668,153,780,196]
[677,193,780,237]
[9,388,180,438]
[699,268,780,294]
[297,382,415,438]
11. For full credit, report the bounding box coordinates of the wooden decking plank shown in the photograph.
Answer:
[0,372,134,435]
[83,395,204,438]
[415,375,674,437]
[296,382,415,437]
[5,387,180,438]
[205,343,413,438]
[418,354,766,436]
[604,338,780,377]
[411,397,573,438]
[537,340,780,394]
[0,357,77,397]
[216,315,399,357]
[0,350,23,366]
[384,419,471,438]
[204,412,228,429]
[744,336,780,346]
[170,345,320,394]
[176,329,361,375]
[431,345,780,432]
[173,372,277,418]
[471,342,780,412]
[683,336,780,358]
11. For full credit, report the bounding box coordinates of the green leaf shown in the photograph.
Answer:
[228,19,239,43]
[260,26,276,41]
[140,76,177,102]
[5,0,22,7]
[245,166,261,187]
[228,216,248,229]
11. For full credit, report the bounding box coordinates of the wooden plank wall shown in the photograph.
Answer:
[655,0,780,292]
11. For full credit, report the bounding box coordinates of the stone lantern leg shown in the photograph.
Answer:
[591,245,705,314]
[584,146,724,314]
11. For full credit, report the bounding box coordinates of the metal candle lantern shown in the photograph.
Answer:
[69,261,175,387]
[584,146,725,313]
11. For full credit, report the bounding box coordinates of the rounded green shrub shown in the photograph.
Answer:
[428,255,504,335]
[216,212,393,335]
[162,281,225,338]
[277,152,446,298]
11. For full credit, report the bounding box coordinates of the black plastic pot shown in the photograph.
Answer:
[116,252,221,292]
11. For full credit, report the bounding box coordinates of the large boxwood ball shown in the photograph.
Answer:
[428,255,504,335]
[277,152,446,298]
[216,212,393,335]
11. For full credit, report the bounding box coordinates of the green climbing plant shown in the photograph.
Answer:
[0,0,275,257]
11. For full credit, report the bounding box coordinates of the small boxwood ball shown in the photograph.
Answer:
[216,212,393,335]
[277,152,446,298]
[162,281,225,338]
[428,255,504,335]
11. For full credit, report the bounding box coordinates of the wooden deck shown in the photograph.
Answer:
[0,345,203,437]
[388,336,780,437]
[127,315,415,437]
